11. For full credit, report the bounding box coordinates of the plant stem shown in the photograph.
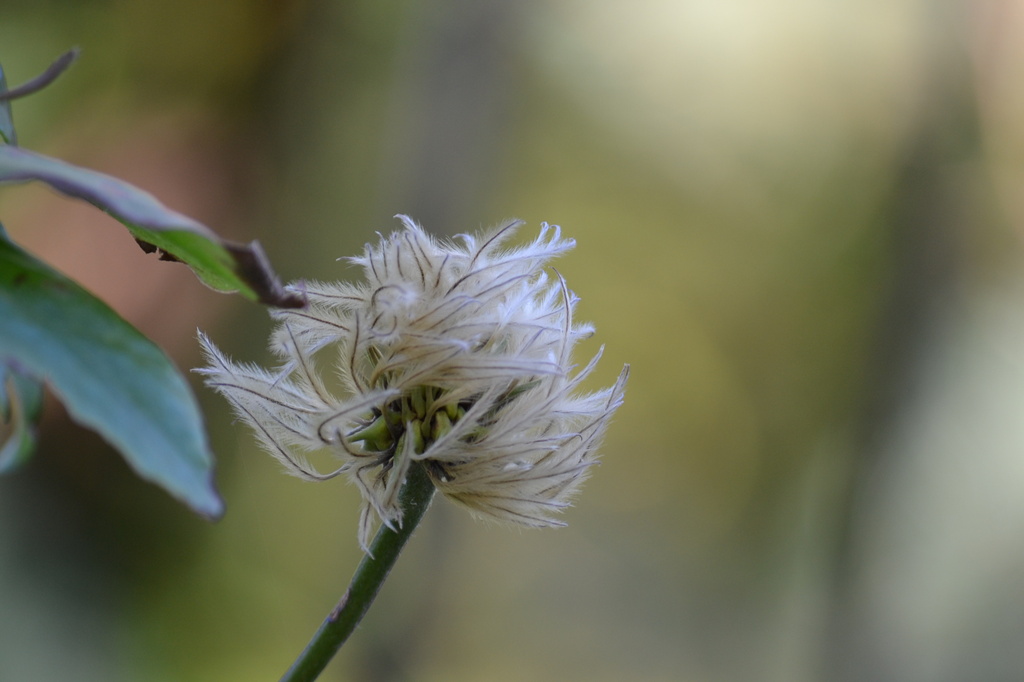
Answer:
[279,462,436,682]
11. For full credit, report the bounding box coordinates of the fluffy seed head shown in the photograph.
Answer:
[198,216,628,551]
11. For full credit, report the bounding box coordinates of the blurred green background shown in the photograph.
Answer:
[4,1,1024,680]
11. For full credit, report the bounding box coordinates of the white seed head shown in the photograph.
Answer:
[197,216,628,551]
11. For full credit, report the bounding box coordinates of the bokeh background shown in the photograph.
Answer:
[4,1,1024,680]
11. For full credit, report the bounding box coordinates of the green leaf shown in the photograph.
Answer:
[0,145,302,308]
[0,225,223,517]
[0,361,44,472]
[0,60,14,145]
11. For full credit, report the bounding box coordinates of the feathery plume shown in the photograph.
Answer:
[197,216,628,551]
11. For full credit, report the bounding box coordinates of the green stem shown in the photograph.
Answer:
[279,462,436,682]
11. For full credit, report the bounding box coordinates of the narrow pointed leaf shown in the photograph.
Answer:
[0,145,302,308]
[0,226,223,517]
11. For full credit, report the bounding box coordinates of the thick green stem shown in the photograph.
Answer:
[279,462,436,682]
